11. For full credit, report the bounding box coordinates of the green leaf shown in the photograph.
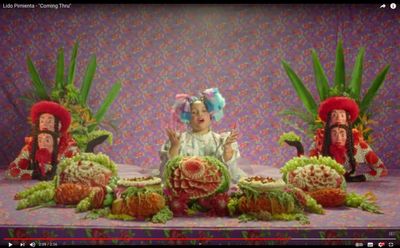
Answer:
[80,55,97,105]
[94,82,122,123]
[27,55,49,99]
[349,47,365,100]
[360,65,390,113]
[151,207,173,224]
[334,39,346,90]
[281,119,309,137]
[281,60,318,116]
[87,122,99,133]
[20,92,39,106]
[100,118,120,133]
[55,48,65,89]
[278,107,315,123]
[311,49,330,101]
[67,41,79,86]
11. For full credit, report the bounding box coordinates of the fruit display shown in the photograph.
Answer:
[15,179,57,210]
[308,188,347,208]
[163,156,231,216]
[14,153,116,212]
[57,152,117,187]
[228,176,324,224]
[12,152,382,225]
[165,156,230,199]
[281,156,382,212]
[286,163,345,192]
[54,183,91,205]
[281,156,347,207]
[111,176,166,219]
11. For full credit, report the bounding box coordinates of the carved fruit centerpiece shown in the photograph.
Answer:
[110,176,167,219]
[14,153,117,212]
[280,156,347,207]
[227,176,324,223]
[280,156,382,214]
[163,156,231,216]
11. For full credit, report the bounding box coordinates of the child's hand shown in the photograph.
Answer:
[224,125,239,150]
[223,124,238,162]
[166,128,181,148]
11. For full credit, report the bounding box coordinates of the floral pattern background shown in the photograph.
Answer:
[0,4,398,169]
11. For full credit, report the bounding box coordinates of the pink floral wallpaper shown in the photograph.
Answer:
[0,4,398,169]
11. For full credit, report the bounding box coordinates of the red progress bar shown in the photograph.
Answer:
[5,237,291,241]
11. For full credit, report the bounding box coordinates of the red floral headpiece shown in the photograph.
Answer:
[318,96,359,123]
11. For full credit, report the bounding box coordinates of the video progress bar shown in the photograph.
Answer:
[291,238,397,240]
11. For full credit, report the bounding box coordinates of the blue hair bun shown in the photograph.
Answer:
[201,88,226,122]
[180,112,191,124]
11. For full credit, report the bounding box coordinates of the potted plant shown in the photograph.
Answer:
[22,41,121,152]
[280,39,390,144]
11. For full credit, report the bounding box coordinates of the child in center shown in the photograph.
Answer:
[159,88,247,183]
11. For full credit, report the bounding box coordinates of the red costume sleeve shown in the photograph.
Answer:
[352,130,387,180]
[57,133,80,160]
[5,137,34,180]
[309,148,320,157]
[308,128,324,157]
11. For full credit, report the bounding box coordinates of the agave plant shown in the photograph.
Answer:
[22,41,122,152]
[280,39,390,142]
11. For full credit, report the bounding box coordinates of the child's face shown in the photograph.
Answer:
[330,127,347,147]
[330,109,347,126]
[189,101,211,132]
[38,133,54,153]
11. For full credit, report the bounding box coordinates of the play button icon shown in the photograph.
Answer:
[9,243,13,247]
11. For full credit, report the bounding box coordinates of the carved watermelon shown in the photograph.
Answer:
[286,164,345,192]
[57,153,117,188]
[164,156,230,200]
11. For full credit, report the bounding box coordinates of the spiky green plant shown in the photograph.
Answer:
[280,39,390,142]
[22,41,122,151]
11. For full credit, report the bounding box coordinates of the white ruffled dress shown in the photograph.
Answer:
[159,130,247,183]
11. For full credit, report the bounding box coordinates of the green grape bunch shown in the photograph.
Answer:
[15,180,56,200]
[16,188,55,210]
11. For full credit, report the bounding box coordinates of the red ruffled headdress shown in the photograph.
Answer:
[31,101,71,133]
[318,96,359,123]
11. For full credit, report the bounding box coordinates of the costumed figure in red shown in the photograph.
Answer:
[5,101,79,180]
[310,96,388,182]
[287,96,388,182]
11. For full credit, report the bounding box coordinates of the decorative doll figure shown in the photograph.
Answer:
[32,131,59,180]
[39,113,58,131]
[5,101,79,180]
[310,96,388,182]
[159,88,247,183]
[330,109,347,125]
